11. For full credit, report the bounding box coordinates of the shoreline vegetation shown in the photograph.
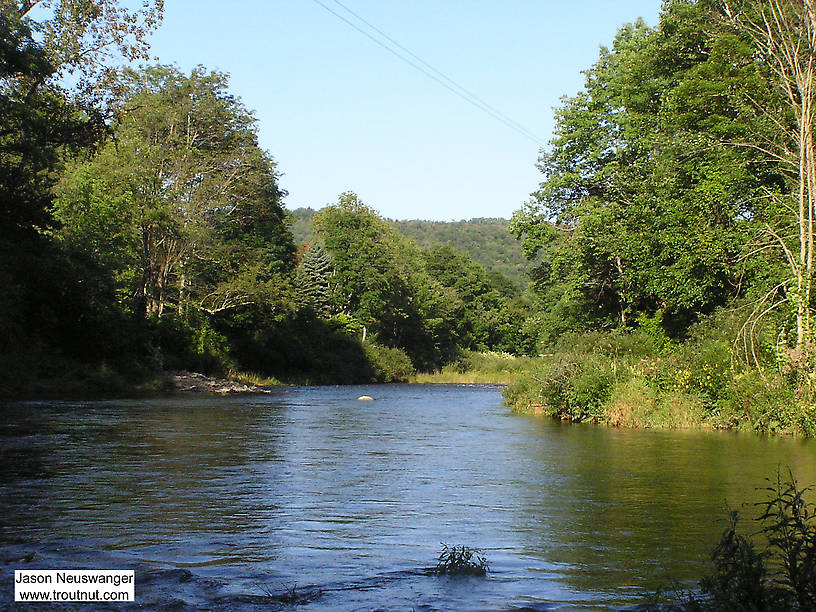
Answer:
[505,319,816,437]
[409,351,535,385]
[0,368,279,401]
[2,352,527,401]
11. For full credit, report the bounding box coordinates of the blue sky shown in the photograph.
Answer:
[148,1,662,221]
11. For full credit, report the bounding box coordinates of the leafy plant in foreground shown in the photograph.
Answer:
[652,470,816,610]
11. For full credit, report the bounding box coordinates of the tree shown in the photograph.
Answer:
[54,65,295,319]
[422,245,532,354]
[10,0,163,104]
[511,1,768,342]
[710,0,816,354]
[0,7,116,384]
[296,244,333,317]
[312,194,535,367]
[313,193,415,338]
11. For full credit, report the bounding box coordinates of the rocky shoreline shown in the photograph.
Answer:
[169,371,273,394]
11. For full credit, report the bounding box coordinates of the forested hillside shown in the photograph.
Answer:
[288,207,318,246]
[289,208,530,288]
[391,219,529,289]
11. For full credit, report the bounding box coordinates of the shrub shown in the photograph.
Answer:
[152,312,233,374]
[362,342,414,382]
[717,370,798,433]
[431,544,489,577]
[507,332,650,422]
[657,471,816,610]
[506,310,816,434]
[697,510,778,610]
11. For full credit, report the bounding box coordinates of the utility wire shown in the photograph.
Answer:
[330,0,545,145]
[310,0,546,147]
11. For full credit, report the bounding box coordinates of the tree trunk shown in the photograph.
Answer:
[721,0,816,353]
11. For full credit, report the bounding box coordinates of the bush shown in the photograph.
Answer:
[362,342,414,382]
[431,544,489,577]
[152,312,233,374]
[507,331,656,422]
[506,308,816,435]
[655,471,816,611]
[717,370,798,432]
[230,313,377,384]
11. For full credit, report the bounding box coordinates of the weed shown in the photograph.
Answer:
[431,543,489,577]
[651,470,816,610]
[256,582,323,606]
[228,370,282,387]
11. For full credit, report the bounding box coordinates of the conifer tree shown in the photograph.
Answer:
[296,244,333,317]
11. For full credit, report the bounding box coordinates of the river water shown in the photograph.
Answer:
[1,384,815,610]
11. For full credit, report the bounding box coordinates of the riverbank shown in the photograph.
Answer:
[169,371,277,394]
[0,367,281,401]
[504,323,816,436]
[408,351,536,385]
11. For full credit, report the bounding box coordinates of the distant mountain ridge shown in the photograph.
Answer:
[287,207,530,289]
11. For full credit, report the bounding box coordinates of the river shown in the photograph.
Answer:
[1,384,815,610]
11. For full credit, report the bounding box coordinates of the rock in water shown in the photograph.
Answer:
[357,395,374,401]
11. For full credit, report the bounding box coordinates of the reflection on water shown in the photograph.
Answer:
[1,385,815,610]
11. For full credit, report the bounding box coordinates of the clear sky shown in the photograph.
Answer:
[147,1,662,221]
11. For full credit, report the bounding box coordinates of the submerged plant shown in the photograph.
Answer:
[431,543,489,577]
[256,582,323,606]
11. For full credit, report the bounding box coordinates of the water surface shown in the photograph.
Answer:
[1,384,815,610]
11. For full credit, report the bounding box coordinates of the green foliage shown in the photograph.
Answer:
[228,312,378,385]
[505,2,816,433]
[391,217,530,289]
[658,471,816,611]
[54,64,296,319]
[6,0,163,100]
[3,1,537,391]
[506,308,816,435]
[295,244,333,317]
[506,331,656,423]
[151,312,233,375]
[511,1,776,344]
[288,206,317,246]
[313,193,416,343]
[431,544,489,577]
[412,351,535,384]
[362,342,414,383]
[289,208,530,289]
[421,245,535,355]
[695,510,777,611]
[0,6,173,396]
[756,473,816,609]
[311,193,533,372]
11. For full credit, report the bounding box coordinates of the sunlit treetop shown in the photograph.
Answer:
[5,0,163,103]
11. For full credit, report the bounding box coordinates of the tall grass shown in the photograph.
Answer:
[227,370,282,387]
[412,351,537,384]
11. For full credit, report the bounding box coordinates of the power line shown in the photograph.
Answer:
[309,0,546,147]
[330,0,545,145]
